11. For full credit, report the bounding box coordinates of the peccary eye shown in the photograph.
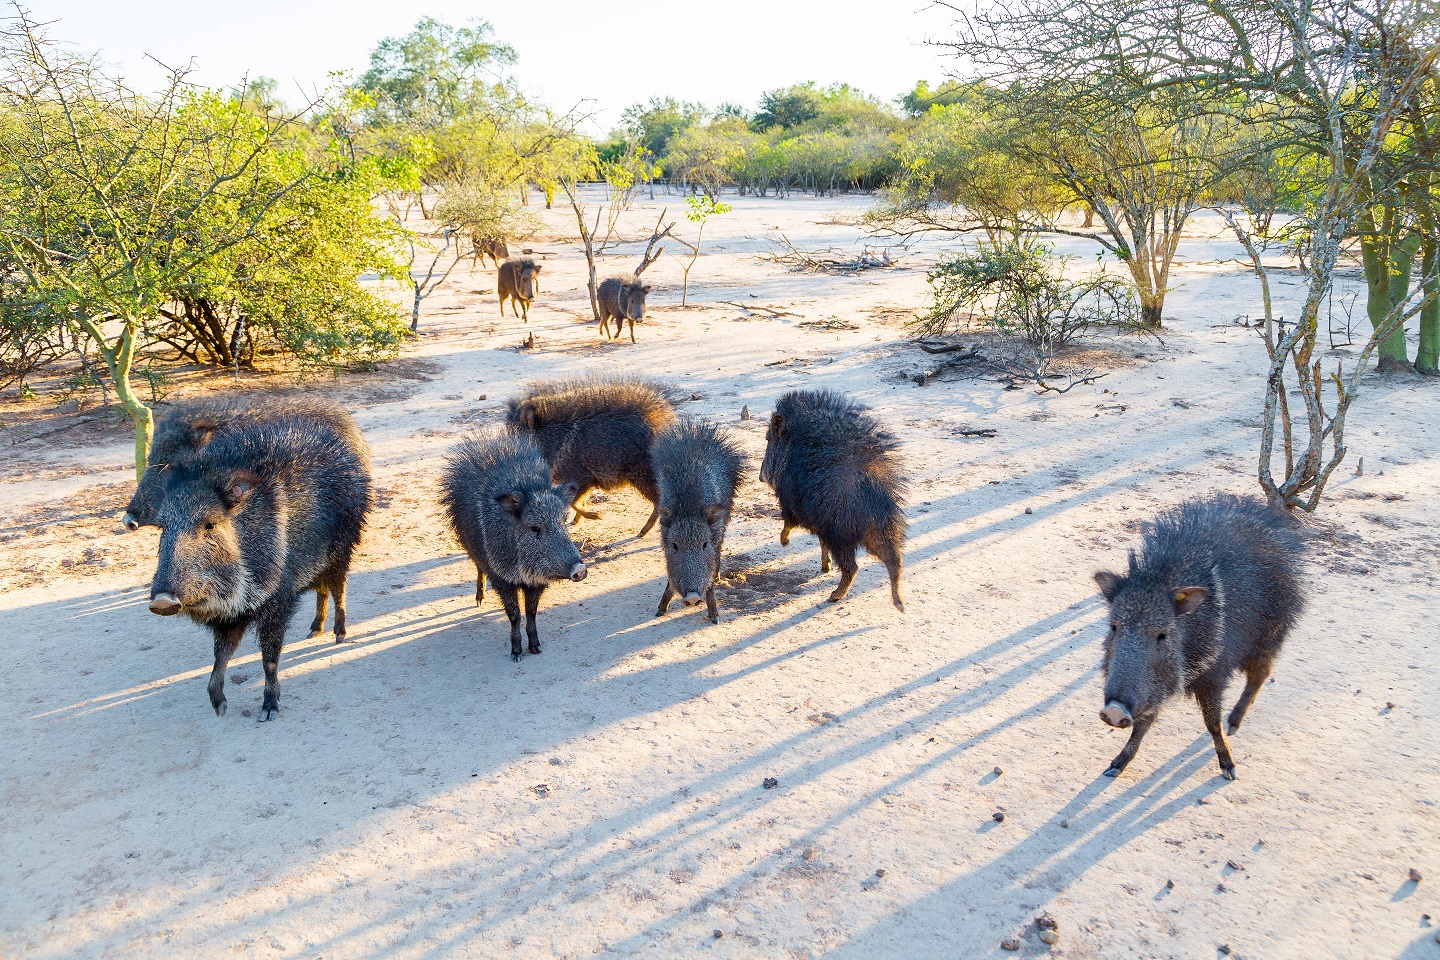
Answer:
[530,525,542,536]
[203,521,215,532]
[1156,632,1167,642]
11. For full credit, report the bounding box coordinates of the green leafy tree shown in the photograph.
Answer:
[671,194,732,306]
[359,17,516,125]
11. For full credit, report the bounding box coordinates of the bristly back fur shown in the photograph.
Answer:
[652,418,748,516]
[506,376,677,427]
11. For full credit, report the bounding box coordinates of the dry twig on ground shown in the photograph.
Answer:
[764,233,899,274]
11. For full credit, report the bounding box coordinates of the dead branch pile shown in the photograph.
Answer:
[764,233,899,274]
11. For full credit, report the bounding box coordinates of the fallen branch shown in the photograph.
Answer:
[915,340,982,355]
[719,301,803,320]
[956,428,998,438]
[764,232,899,274]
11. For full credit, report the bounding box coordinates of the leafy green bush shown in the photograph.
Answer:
[913,240,1137,350]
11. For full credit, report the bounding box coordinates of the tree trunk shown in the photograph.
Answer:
[411,282,423,332]
[80,315,153,478]
[1082,205,1095,228]
[1418,232,1439,374]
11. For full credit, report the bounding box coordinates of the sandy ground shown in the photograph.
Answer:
[1,189,1437,959]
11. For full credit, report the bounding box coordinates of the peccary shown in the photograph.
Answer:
[651,419,746,624]
[506,377,677,537]
[497,257,542,321]
[440,432,588,661]
[472,234,509,268]
[596,276,651,343]
[124,394,355,531]
[147,400,372,721]
[1093,494,1305,781]
[760,389,906,610]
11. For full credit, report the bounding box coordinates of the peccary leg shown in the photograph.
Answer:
[1197,685,1238,780]
[523,586,543,655]
[868,531,905,613]
[308,585,330,638]
[475,564,486,607]
[637,506,660,538]
[705,584,719,624]
[819,545,831,573]
[495,581,524,661]
[256,594,297,722]
[1103,713,1156,777]
[570,486,601,524]
[329,573,350,642]
[1227,658,1274,735]
[598,315,611,338]
[207,622,246,717]
[627,316,636,344]
[827,543,859,603]
[656,582,676,617]
[780,522,793,546]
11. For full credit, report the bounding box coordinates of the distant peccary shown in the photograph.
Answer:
[596,276,651,343]
[124,395,355,532]
[506,377,677,537]
[146,400,372,721]
[497,257,542,321]
[472,234,509,268]
[651,419,747,624]
[440,432,588,661]
[1094,494,1305,780]
[760,389,906,610]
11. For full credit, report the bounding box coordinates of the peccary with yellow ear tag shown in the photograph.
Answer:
[1093,495,1306,781]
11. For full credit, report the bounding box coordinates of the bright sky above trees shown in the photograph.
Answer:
[36,0,955,130]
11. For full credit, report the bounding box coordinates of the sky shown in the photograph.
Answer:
[28,1,961,132]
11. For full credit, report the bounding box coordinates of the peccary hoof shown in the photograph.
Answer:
[258,708,278,722]
[708,615,719,625]
[334,632,348,645]
[1220,766,1237,781]
[1103,767,1122,778]
[214,700,227,717]
[307,628,325,639]
[528,643,541,655]
[655,608,668,619]
[511,652,522,663]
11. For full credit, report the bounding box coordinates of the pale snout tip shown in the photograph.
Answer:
[148,592,182,616]
[1100,702,1133,729]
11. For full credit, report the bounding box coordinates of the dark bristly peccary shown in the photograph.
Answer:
[440,432,588,661]
[146,400,372,721]
[1094,494,1305,781]
[760,389,907,610]
[651,418,747,624]
[123,394,354,531]
[596,276,651,343]
[497,257,542,321]
[506,377,677,537]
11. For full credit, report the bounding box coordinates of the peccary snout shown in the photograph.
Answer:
[569,562,588,582]
[149,592,182,616]
[683,592,704,606]
[122,512,141,531]
[1100,701,1133,728]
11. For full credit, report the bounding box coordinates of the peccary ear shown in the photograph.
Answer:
[557,482,580,505]
[657,507,674,526]
[1093,570,1124,601]
[221,470,259,509]
[768,412,784,436]
[1172,586,1209,615]
[497,491,526,517]
[641,284,652,294]
[518,401,539,431]
[189,419,219,449]
[704,504,726,525]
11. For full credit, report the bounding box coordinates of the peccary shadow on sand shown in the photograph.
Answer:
[6,566,1112,956]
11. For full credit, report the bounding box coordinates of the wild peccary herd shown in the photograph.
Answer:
[126,378,1307,781]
